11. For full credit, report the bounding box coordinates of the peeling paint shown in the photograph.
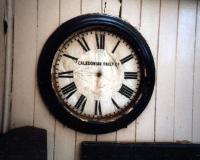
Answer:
[104,1,107,13]
[118,0,122,18]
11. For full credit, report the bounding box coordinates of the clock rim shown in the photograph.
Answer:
[37,13,155,134]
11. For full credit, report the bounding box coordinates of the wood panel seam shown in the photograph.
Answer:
[8,0,15,131]
[33,0,39,127]
[192,0,199,142]
[139,0,142,29]
[53,120,56,160]
[173,0,180,142]
[154,0,161,142]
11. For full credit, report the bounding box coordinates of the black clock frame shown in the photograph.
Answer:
[37,14,155,134]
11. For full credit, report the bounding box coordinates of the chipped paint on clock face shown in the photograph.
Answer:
[51,30,141,122]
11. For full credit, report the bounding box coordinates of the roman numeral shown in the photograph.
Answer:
[124,72,137,79]
[61,82,77,99]
[120,54,134,64]
[75,95,87,112]
[63,54,78,61]
[112,40,120,53]
[111,98,120,109]
[77,37,90,52]
[95,33,105,49]
[58,71,73,78]
[119,84,135,99]
[95,100,102,116]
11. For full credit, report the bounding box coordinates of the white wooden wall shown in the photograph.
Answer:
[0,0,5,132]
[1,0,200,160]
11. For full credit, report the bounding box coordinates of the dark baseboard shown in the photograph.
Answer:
[81,142,200,160]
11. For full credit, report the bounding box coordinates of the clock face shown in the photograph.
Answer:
[51,30,141,122]
[38,14,155,134]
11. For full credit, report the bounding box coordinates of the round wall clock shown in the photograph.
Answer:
[38,14,155,134]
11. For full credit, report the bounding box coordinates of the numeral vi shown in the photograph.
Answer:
[95,100,102,116]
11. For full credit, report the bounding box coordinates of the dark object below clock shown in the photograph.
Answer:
[0,126,47,160]
[81,142,200,160]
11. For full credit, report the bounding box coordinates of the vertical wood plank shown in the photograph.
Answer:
[97,132,116,141]
[193,0,200,143]
[74,1,100,159]
[82,0,102,14]
[135,0,160,142]
[11,0,37,128]
[117,125,135,142]
[2,0,13,133]
[34,1,59,160]
[75,132,96,160]
[174,0,197,142]
[60,0,81,23]
[0,0,5,132]
[155,0,179,142]
[102,0,121,16]
[116,0,141,142]
[122,0,141,29]
[53,1,80,160]
[54,122,76,160]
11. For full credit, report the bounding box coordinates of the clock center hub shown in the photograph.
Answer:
[96,71,102,77]
[73,49,123,99]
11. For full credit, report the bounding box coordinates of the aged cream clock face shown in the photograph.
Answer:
[38,14,155,134]
[51,31,141,122]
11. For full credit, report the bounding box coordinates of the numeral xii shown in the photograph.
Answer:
[95,33,105,49]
